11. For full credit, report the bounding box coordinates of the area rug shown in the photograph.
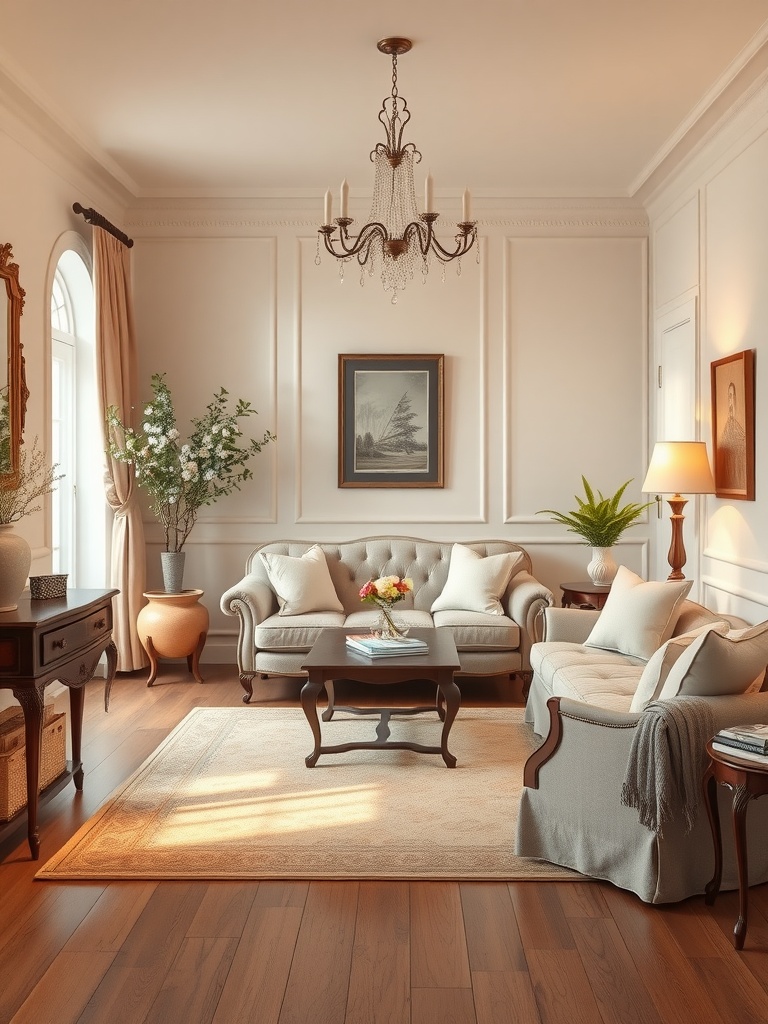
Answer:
[37,706,579,881]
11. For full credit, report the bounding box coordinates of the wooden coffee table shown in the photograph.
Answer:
[299,628,461,768]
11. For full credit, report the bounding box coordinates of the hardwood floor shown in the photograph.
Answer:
[1,665,767,1024]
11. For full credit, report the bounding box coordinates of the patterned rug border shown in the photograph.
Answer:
[37,706,582,883]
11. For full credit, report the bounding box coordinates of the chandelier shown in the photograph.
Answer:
[316,37,478,304]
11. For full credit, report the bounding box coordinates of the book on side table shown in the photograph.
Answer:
[345,633,429,658]
[712,723,768,764]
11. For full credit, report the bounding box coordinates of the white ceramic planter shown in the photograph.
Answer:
[587,547,618,586]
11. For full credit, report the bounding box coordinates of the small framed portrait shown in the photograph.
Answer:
[711,349,755,500]
[338,354,444,488]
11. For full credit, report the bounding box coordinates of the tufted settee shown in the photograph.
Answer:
[220,536,553,702]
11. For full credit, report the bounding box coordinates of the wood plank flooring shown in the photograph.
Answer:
[1,665,767,1024]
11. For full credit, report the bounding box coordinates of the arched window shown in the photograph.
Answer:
[49,239,107,586]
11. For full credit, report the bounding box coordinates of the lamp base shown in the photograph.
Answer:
[666,495,688,581]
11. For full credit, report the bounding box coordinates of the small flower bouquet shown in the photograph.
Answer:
[359,575,414,639]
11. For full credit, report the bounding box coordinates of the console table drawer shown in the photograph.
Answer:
[41,606,112,665]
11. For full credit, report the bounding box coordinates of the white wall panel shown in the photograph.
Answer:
[505,236,648,529]
[653,195,699,308]
[297,235,486,523]
[132,236,278,530]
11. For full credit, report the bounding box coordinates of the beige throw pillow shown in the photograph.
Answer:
[629,621,730,712]
[657,619,768,699]
[584,565,692,661]
[431,544,523,615]
[259,545,343,616]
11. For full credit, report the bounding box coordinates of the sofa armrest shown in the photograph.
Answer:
[505,571,554,670]
[220,575,278,675]
[524,691,768,790]
[540,606,601,643]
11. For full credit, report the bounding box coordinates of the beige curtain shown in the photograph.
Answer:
[94,227,148,671]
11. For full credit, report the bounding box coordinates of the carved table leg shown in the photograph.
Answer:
[300,675,325,767]
[68,685,86,789]
[703,766,722,905]
[437,675,460,768]
[103,640,118,712]
[731,784,753,950]
[322,680,336,722]
[12,684,45,860]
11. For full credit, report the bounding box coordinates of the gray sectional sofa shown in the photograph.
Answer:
[220,536,553,702]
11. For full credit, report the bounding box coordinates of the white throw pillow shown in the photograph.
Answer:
[431,544,523,615]
[584,565,692,661]
[657,619,768,699]
[259,545,343,616]
[629,621,730,712]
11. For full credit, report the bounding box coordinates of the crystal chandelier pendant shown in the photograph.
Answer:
[317,37,478,300]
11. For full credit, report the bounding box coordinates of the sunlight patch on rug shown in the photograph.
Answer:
[37,706,582,881]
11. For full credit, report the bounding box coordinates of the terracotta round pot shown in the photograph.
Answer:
[136,589,209,659]
[0,523,32,611]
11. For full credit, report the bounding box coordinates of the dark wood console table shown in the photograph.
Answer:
[0,588,118,859]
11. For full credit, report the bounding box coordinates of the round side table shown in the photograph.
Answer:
[703,739,768,949]
[136,589,209,686]
[560,581,612,610]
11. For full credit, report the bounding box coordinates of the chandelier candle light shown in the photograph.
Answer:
[317,37,478,303]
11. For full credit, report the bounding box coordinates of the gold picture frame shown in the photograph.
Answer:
[711,349,755,500]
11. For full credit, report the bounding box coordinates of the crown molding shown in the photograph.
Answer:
[635,31,768,205]
[0,65,134,209]
[125,197,648,236]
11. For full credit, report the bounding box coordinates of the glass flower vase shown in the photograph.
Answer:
[375,600,410,640]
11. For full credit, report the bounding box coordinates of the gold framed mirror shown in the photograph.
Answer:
[0,243,29,487]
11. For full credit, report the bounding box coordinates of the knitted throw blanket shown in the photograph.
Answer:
[621,697,715,837]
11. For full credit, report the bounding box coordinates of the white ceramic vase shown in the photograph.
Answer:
[0,523,32,611]
[587,546,618,586]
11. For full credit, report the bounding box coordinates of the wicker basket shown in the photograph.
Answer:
[0,710,67,821]
[29,574,68,600]
[0,704,56,754]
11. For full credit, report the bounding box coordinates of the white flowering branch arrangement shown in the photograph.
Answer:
[106,373,275,552]
[0,436,63,524]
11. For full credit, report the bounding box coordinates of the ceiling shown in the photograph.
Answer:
[1,0,768,201]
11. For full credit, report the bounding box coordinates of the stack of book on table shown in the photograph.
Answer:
[712,723,768,765]
[345,633,429,658]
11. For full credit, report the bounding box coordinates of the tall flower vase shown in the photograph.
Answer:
[0,523,32,611]
[587,547,618,586]
[161,550,186,593]
[375,600,409,639]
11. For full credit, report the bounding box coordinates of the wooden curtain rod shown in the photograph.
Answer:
[72,202,134,248]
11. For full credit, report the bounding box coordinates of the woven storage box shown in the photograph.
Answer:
[0,704,55,755]
[0,710,67,821]
[29,574,68,600]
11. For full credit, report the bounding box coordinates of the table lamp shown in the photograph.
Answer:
[641,441,716,581]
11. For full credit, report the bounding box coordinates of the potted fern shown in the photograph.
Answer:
[538,477,654,584]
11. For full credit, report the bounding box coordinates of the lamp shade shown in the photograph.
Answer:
[641,441,716,495]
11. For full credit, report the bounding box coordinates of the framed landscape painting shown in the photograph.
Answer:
[338,354,444,488]
[711,349,755,500]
